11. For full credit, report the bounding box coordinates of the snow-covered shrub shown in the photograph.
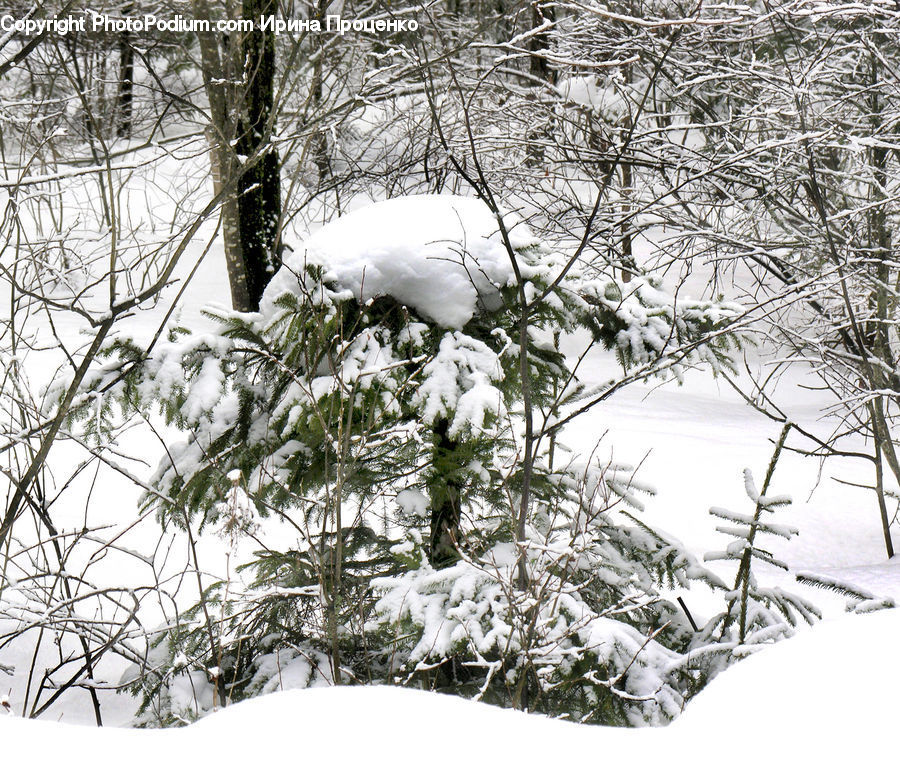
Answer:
[370,457,729,726]
[126,613,333,727]
[70,194,750,725]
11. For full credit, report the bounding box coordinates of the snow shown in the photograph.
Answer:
[414,331,505,437]
[678,608,900,742]
[558,75,629,122]
[261,195,537,328]
[1,609,897,769]
[396,487,429,517]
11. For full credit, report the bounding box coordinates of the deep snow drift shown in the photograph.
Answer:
[1,608,896,770]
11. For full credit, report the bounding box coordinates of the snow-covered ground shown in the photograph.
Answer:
[2,608,896,769]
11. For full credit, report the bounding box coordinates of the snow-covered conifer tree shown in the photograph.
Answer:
[75,193,749,724]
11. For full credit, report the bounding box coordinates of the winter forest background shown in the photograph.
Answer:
[1,0,899,761]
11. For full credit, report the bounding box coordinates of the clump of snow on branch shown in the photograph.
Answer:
[262,195,538,328]
[557,74,633,124]
[396,488,429,518]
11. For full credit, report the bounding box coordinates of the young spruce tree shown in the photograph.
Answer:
[74,194,750,725]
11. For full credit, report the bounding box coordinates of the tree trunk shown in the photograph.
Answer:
[428,419,463,567]
[192,1,281,312]
[619,132,634,283]
[117,32,134,138]
[310,2,331,184]
[865,49,896,558]
[207,128,250,311]
[237,0,282,310]
[524,3,557,167]
[192,1,250,310]
[116,3,134,139]
[528,2,555,82]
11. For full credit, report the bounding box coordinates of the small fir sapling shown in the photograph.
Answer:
[673,424,894,688]
[702,423,821,652]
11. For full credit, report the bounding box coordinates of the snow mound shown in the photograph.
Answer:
[1,611,897,770]
[262,195,535,328]
[679,607,900,736]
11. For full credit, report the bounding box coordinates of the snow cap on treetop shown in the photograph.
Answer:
[261,195,537,328]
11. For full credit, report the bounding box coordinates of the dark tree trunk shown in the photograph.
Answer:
[619,66,635,283]
[310,2,331,184]
[428,418,463,567]
[237,0,281,310]
[525,3,556,167]
[528,2,555,82]
[117,30,134,139]
[620,153,634,283]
